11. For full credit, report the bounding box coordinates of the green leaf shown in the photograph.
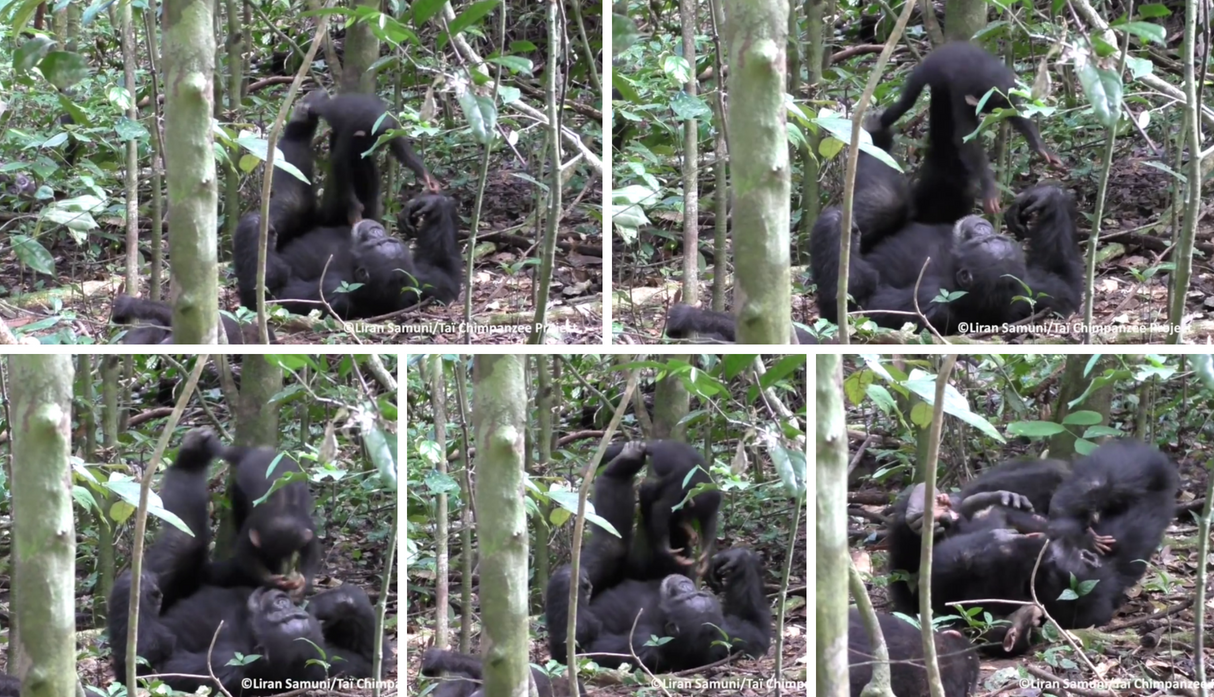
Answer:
[411,0,447,24]
[663,55,693,85]
[447,1,498,37]
[1136,4,1171,18]
[1077,60,1122,128]
[487,55,533,75]
[1118,21,1167,45]
[11,235,55,275]
[1060,410,1103,426]
[1006,420,1067,437]
[458,92,496,145]
[14,36,54,74]
[613,13,641,56]
[39,50,89,92]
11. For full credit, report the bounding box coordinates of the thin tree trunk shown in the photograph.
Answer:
[163,0,220,342]
[9,355,77,695]
[723,0,791,342]
[471,356,529,695]
[815,355,849,696]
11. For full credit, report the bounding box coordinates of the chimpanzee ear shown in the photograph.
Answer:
[302,529,314,543]
[250,529,262,548]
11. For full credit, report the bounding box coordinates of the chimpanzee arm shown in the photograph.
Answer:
[711,548,772,658]
[402,194,463,304]
[810,207,881,324]
[1005,184,1083,319]
[543,565,603,664]
[308,586,379,678]
[664,305,817,344]
[1007,116,1064,168]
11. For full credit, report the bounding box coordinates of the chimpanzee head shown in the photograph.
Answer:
[658,574,724,637]
[248,587,322,652]
[951,215,1027,293]
[350,219,414,287]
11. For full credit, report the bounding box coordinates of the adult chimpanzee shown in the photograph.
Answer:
[544,441,770,672]
[420,648,579,697]
[603,439,722,581]
[349,193,464,314]
[1037,440,1178,629]
[110,294,273,345]
[206,444,320,599]
[106,429,379,695]
[885,457,1067,615]
[809,120,1083,334]
[876,42,1064,217]
[666,121,1082,340]
[232,95,462,320]
[848,609,978,697]
[302,90,440,227]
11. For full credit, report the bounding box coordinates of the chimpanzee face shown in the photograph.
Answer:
[951,215,1026,291]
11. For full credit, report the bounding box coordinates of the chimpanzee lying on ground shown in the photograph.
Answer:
[665,44,1081,341]
[110,294,274,344]
[232,92,462,320]
[544,441,770,672]
[885,457,1067,614]
[106,428,380,695]
[420,648,580,697]
[848,609,978,697]
[811,115,1081,336]
[882,440,1177,656]
[1037,440,1179,629]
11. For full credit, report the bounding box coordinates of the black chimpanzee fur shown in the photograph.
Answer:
[232,93,462,320]
[603,440,721,582]
[204,444,320,598]
[876,41,1063,217]
[665,43,1080,342]
[1037,440,1178,629]
[848,609,978,697]
[883,441,1177,657]
[544,441,770,672]
[303,90,440,226]
[110,294,273,344]
[105,428,380,695]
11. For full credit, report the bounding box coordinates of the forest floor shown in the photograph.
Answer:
[847,445,1208,695]
[612,141,1214,345]
[4,167,602,345]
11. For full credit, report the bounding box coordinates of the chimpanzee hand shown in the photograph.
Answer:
[1036,148,1065,170]
[1004,184,1067,241]
[611,440,647,464]
[708,548,759,590]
